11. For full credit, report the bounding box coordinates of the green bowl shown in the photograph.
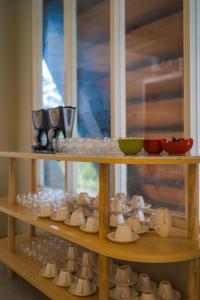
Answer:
[118,138,144,155]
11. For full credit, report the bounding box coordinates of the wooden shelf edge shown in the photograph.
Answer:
[0,199,199,264]
[0,151,200,165]
[0,235,98,300]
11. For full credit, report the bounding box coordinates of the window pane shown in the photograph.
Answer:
[42,0,65,189]
[76,0,111,195]
[125,0,184,212]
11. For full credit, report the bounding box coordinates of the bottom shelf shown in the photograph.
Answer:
[0,235,98,300]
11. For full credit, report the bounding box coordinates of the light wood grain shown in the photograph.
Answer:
[1,151,200,165]
[7,158,16,278]
[0,199,199,263]
[126,98,183,130]
[30,159,37,237]
[187,164,199,241]
[98,255,109,300]
[0,235,98,300]
[99,164,110,240]
[187,258,199,300]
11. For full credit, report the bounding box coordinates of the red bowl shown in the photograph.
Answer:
[161,138,193,155]
[143,140,163,154]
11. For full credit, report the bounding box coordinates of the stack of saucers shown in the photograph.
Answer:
[69,250,97,296]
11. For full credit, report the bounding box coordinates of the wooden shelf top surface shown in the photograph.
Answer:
[0,151,200,165]
[0,199,199,263]
[0,235,98,300]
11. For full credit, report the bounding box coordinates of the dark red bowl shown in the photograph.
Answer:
[143,140,163,154]
[161,138,193,155]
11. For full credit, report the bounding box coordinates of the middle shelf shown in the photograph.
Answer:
[0,198,199,263]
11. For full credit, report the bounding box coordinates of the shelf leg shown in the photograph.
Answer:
[187,164,199,299]
[187,258,199,300]
[30,159,37,237]
[98,164,110,300]
[7,158,16,279]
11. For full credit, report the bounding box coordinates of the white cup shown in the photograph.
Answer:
[93,195,99,208]
[126,216,142,232]
[115,265,134,285]
[77,192,90,205]
[80,251,95,266]
[141,291,156,300]
[137,274,152,291]
[67,245,78,260]
[110,214,125,227]
[70,209,85,226]
[54,207,69,220]
[111,285,133,299]
[65,200,74,213]
[37,203,52,217]
[115,192,126,201]
[78,266,93,279]
[85,216,99,232]
[157,281,174,299]
[115,224,133,242]
[155,223,171,237]
[110,199,124,212]
[66,259,78,272]
[42,261,56,277]
[130,195,145,209]
[155,208,172,226]
[72,278,92,294]
[55,268,74,285]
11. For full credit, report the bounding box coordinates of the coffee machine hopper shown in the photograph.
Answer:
[47,106,66,151]
[63,106,76,138]
[32,109,49,152]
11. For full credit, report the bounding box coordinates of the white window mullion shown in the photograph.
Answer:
[64,0,77,193]
[110,0,126,194]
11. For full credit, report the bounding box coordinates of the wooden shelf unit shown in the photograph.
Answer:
[0,152,199,300]
[0,235,98,300]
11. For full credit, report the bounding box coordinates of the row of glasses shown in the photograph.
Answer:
[53,137,122,155]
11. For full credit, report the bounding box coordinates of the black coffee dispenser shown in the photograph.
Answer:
[47,106,76,151]
[47,106,65,151]
[32,109,49,151]
[63,106,76,138]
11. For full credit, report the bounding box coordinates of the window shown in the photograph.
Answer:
[125,0,185,212]
[76,0,111,195]
[33,0,194,214]
[42,0,65,189]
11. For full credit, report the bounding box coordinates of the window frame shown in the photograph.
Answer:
[32,0,198,225]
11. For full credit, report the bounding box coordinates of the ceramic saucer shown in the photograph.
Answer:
[69,285,97,296]
[50,216,66,222]
[115,272,138,286]
[79,224,99,234]
[64,220,82,227]
[110,286,138,299]
[39,269,55,279]
[36,214,51,219]
[107,232,139,243]
[109,208,133,215]
[52,278,70,287]
[134,225,149,235]
[137,281,157,293]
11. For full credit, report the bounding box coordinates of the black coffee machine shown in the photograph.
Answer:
[32,109,49,151]
[32,106,76,152]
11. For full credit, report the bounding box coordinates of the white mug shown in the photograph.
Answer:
[110,199,124,212]
[70,209,85,226]
[110,214,125,227]
[137,274,152,291]
[56,269,74,285]
[77,192,90,205]
[81,251,95,266]
[42,261,56,277]
[73,278,92,294]
[155,223,171,238]
[86,216,99,232]
[155,208,172,226]
[141,291,156,300]
[55,207,68,220]
[157,281,174,299]
[126,216,142,232]
[67,245,78,260]
[66,259,78,272]
[115,265,134,285]
[115,224,133,242]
